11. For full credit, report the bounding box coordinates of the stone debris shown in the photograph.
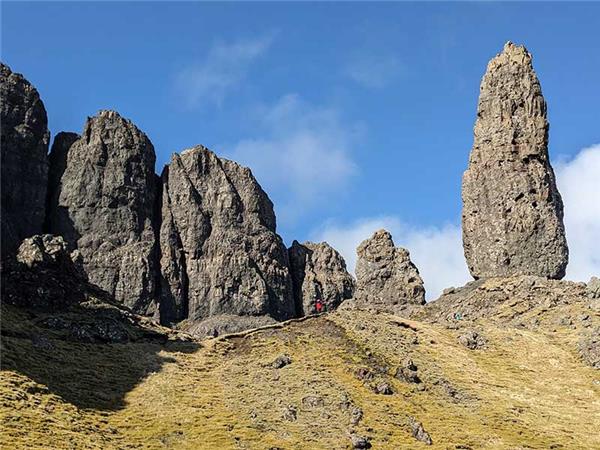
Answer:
[272,354,292,369]
[587,277,600,299]
[409,416,432,445]
[458,330,487,349]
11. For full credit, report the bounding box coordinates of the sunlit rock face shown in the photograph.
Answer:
[462,42,568,280]
[159,145,295,326]
[354,229,425,308]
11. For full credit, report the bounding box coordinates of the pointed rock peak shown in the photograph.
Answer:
[488,41,533,72]
[159,142,292,329]
[1,61,49,258]
[462,43,568,279]
[46,112,158,313]
[355,229,425,309]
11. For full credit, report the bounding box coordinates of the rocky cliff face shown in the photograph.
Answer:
[288,241,355,315]
[354,230,425,308]
[0,63,49,259]
[462,42,568,280]
[159,146,295,326]
[46,111,158,315]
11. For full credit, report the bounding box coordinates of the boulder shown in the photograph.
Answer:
[587,277,600,299]
[354,229,425,308]
[46,110,158,315]
[159,145,295,326]
[288,240,355,315]
[462,42,568,279]
[0,63,49,259]
[2,234,86,310]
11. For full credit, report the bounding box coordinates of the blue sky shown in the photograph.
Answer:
[2,2,599,297]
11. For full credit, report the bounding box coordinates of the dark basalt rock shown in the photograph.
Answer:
[288,240,355,316]
[0,63,49,259]
[159,145,295,327]
[46,110,158,315]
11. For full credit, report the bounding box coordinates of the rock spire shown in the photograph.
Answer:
[462,42,568,279]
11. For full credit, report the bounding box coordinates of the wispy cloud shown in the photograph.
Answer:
[555,144,600,282]
[345,53,403,89]
[225,94,360,223]
[175,34,273,108]
[312,216,470,301]
[308,144,600,302]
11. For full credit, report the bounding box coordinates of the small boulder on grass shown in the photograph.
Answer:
[409,416,432,445]
[350,434,371,449]
[458,330,486,350]
[272,354,292,369]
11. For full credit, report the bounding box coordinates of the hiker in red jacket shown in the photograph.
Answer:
[315,299,324,313]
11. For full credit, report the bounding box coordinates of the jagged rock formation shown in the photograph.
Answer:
[0,63,49,259]
[46,111,158,315]
[288,240,355,315]
[354,230,425,308]
[159,145,295,327]
[462,42,568,280]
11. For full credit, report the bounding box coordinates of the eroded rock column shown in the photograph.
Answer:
[462,42,568,279]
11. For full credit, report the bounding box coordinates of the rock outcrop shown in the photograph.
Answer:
[159,145,295,327]
[0,63,49,259]
[46,111,158,315]
[1,234,87,311]
[462,42,568,279]
[288,240,355,315]
[354,230,425,308]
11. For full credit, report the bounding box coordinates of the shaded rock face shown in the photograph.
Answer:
[46,111,158,315]
[2,234,87,311]
[159,145,294,325]
[0,63,49,259]
[462,42,568,280]
[288,241,355,315]
[354,230,425,308]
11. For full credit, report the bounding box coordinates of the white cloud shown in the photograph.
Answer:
[345,53,403,89]
[175,34,273,107]
[225,94,359,222]
[307,144,600,304]
[555,144,600,282]
[312,216,470,301]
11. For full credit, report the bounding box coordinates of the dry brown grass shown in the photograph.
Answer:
[1,298,599,449]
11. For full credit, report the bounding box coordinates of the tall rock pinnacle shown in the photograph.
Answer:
[46,111,158,314]
[159,145,295,326]
[354,230,425,308]
[0,63,49,259]
[462,42,568,279]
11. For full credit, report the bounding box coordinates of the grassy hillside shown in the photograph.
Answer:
[1,278,599,449]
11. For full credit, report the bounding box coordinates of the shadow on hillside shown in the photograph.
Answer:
[0,303,201,411]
